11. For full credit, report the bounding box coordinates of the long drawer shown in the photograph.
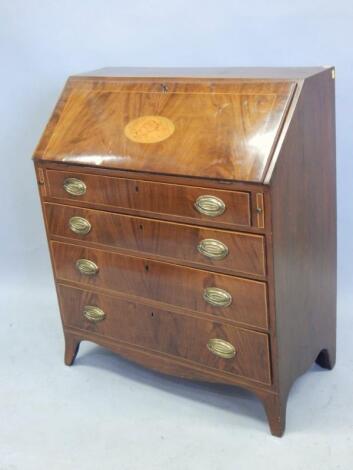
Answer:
[52,241,268,329]
[45,170,251,229]
[58,284,271,385]
[45,203,265,277]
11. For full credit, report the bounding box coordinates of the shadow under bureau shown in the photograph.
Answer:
[33,67,336,436]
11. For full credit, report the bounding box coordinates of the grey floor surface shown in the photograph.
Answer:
[1,281,352,470]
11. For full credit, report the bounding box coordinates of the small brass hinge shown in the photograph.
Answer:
[322,66,335,80]
[255,193,265,229]
[37,167,47,196]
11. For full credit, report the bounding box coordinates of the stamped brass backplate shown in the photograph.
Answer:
[124,115,175,144]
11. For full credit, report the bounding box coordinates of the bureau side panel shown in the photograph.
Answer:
[269,69,336,397]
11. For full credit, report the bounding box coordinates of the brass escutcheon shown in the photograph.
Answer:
[76,259,99,276]
[197,239,228,260]
[207,338,236,359]
[203,287,232,307]
[63,178,87,196]
[69,216,91,235]
[82,305,106,323]
[194,195,226,217]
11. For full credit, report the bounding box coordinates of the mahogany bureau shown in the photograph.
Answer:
[33,67,336,436]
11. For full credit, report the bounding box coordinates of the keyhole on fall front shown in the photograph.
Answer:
[144,264,149,272]
[151,312,155,318]
[139,224,143,230]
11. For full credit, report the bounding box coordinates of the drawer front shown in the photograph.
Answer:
[46,170,251,228]
[58,285,271,385]
[45,203,265,277]
[52,242,268,329]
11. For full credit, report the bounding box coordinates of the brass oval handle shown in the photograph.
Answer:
[82,305,106,323]
[197,239,229,260]
[63,178,87,196]
[76,259,99,276]
[194,195,226,217]
[69,216,91,235]
[207,338,236,359]
[203,287,232,307]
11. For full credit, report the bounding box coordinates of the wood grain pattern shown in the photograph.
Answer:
[269,68,336,427]
[58,284,271,385]
[38,161,273,233]
[39,159,270,196]
[45,169,252,228]
[45,202,266,278]
[52,241,268,330]
[34,77,295,182]
[33,67,336,437]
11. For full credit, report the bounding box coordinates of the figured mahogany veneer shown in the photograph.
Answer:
[35,78,295,182]
[58,285,271,385]
[34,67,336,437]
[45,169,251,229]
[51,241,268,329]
[45,202,265,278]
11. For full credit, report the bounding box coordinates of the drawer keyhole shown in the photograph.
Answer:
[145,264,149,272]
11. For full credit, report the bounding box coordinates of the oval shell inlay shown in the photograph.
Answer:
[124,115,175,144]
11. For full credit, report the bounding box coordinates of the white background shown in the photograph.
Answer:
[1,1,352,468]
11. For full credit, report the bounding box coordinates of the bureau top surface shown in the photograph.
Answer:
[34,68,327,182]
[78,67,328,79]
